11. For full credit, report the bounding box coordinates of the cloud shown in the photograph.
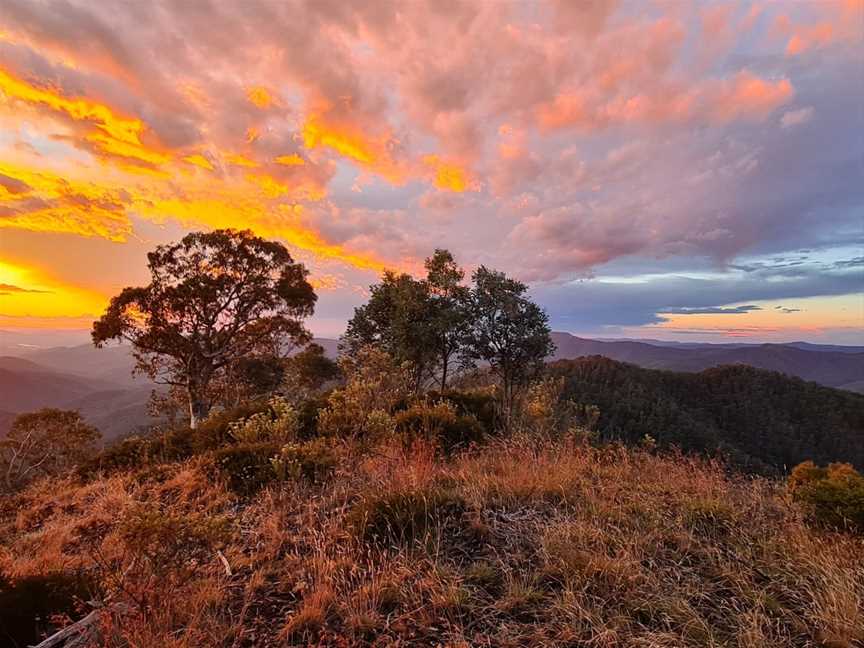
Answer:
[781,106,814,129]
[0,282,49,294]
[659,305,762,315]
[0,0,860,342]
[533,260,863,330]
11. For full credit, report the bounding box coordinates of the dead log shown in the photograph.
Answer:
[29,608,101,648]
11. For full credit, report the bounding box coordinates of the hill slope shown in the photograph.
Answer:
[549,356,864,472]
[550,331,864,388]
[2,431,861,647]
[0,357,110,414]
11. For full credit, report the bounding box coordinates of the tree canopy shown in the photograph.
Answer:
[342,250,553,419]
[92,229,316,428]
[462,266,555,424]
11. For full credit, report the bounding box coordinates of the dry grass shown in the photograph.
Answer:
[1,434,862,647]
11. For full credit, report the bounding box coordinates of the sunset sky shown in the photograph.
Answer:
[0,0,862,347]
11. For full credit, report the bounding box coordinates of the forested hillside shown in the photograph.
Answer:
[549,356,864,473]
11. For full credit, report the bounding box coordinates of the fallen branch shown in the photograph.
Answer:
[29,609,100,648]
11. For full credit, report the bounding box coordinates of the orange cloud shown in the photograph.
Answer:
[0,162,132,241]
[246,86,274,109]
[786,23,834,56]
[422,155,476,192]
[0,65,169,168]
[183,153,214,171]
[301,115,405,182]
[275,153,306,166]
[225,153,259,168]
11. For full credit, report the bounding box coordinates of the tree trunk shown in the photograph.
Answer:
[188,398,210,429]
[187,378,211,429]
[440,353,449,392]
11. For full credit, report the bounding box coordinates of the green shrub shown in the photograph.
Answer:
[211,442,280,495]
[228,396,300,443]
[393,401,485,454]
[78,401,271,479]
[77,435,155,478]
[347,486,467,545]
[271,439,338,483]
[788,461,864,532]
[682,498,736,537]
[425,389,498,432]
[295,396,329,439]
[118,505,231,567]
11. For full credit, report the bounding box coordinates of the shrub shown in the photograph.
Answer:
[423,389,498,432]
[78,401,271,479]
[682,498,736,537]
[95,505,231,616]
[211,442,281,495]
[347,486,467,545]
[77,435,155,479]
[295,396,329,439]
[393,401,485,454]
[271,439,338,483]
[228,396,301,443]
[788,461,864,532]
[1,409,101,491]
[317,346,410,438]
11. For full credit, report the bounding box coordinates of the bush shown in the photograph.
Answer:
[788,461,864,532]
[212,442,281,495]
[228,396,301,443]
[347,486,467,545]
[393,401,486,454]
[295,396,329,439]
[682,498,736,537]
[463,562,504,596]
[77,435,155,478]
[422,389,498,432]
[317,346,410,439]
[78,401,271,479]
[272,439,338,483]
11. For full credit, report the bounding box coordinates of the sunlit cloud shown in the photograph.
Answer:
[0,0,860,341]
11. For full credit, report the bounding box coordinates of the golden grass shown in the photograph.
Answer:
[1,435,861,646]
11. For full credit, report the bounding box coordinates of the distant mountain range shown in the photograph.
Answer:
[0,333,862,441]
[549,332,864,392]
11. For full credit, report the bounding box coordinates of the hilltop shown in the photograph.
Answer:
[1,419,861,647]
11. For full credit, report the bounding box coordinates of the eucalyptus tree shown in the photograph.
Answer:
[93,229,316,428]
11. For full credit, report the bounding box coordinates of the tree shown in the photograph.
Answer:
[92,229,316,428]
[341,249,470,391]
[286,343,340,394]
[424,249,470,390]
[341,270,437,391]
[1,409,100,491]
[463,266,554,427]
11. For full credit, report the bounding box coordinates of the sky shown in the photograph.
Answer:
[0,0,862,347]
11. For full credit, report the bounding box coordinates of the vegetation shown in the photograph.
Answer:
[0,409,100,492]
[343,250,554,422]
[549,356,864,472]
[3,232,862,647]
[2,424,861,647]
[788,461,864,532]
[92,229,317,428]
